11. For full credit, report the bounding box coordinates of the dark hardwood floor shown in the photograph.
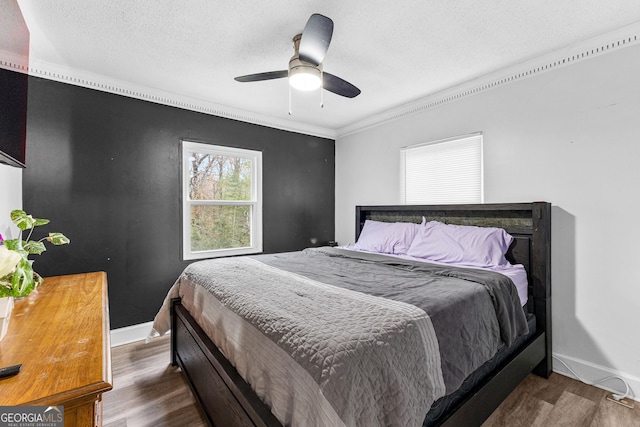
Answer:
[103,336,639,426]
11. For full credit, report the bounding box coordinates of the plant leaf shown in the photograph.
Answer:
[3,239,25,253]
[33,218,50,227]
[24,240,46,255]
[10,210,35,231]
[48,232,70,245]
[0,276,12,298]
[11,258,35,297]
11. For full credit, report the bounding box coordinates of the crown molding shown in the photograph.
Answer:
[0,51,336,140]
[335,21,640,138]
[0,50,29,73]
[3,20,640,141]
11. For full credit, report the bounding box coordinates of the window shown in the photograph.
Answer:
[182,141,262,260]
[401,133,483,204]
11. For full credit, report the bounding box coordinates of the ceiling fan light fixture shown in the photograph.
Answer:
[234,15,360,99]
[289,65,322,91]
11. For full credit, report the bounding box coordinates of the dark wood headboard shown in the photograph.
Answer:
[355,202,552,376]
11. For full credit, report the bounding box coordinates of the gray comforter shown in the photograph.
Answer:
[255,247,528,394]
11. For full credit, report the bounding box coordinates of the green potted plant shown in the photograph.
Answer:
[0,210,69,340]
[0,210,70,298]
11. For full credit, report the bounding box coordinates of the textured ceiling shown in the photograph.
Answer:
[2,1,640,136]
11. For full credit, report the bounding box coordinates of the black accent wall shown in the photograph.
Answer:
[20,74,335,329]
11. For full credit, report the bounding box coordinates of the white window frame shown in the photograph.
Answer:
[401,133,484,204]
[182,140,262,260]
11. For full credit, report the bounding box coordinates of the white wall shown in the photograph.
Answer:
[336,43,640,398]
[0,163,22,239]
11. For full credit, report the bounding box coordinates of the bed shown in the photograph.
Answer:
[150,202,551,427]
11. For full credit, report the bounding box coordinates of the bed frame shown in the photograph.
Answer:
[170,202,551,427]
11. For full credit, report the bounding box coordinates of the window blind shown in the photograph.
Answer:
[401,134,483,204]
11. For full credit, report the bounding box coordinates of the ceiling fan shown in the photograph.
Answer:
[234,14,361,99]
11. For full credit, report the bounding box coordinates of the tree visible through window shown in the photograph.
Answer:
[182,141,262,259]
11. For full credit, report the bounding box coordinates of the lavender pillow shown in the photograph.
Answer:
[353,220,420,255]
[407,221,514,267]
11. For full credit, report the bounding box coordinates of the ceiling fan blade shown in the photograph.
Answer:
[323,72,361,98]
[234,70,288,82]
[299,14,333,66]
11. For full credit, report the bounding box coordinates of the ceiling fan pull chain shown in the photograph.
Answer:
[320,70,324,108]
[288,84,292,115]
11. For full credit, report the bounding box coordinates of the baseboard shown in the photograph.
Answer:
[110,321,164,347]
[553,352,640,402]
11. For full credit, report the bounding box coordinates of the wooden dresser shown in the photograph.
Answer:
[0,272,113,427]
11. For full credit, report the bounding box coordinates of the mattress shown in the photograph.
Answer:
[150,247,529,427]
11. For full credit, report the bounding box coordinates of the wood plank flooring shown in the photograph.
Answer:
[482,371,640,427]
[103,335,208,427]
[104,336,640,426]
